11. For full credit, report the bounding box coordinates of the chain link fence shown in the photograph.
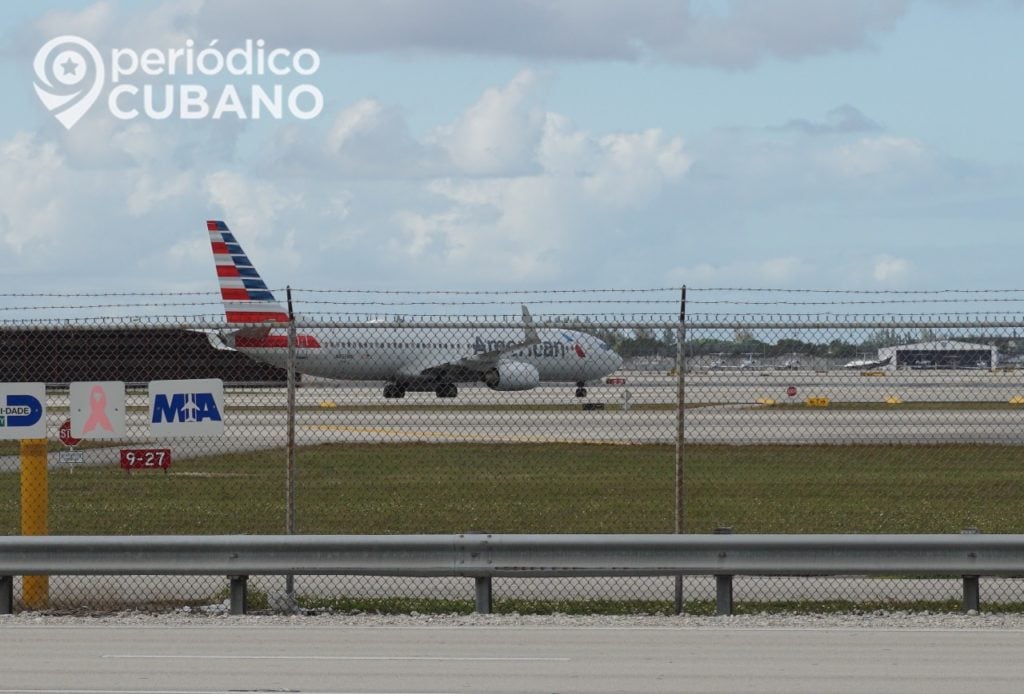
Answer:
[3,287,1024,612]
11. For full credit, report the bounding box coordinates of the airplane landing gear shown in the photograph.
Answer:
[575,381,587,398]
[435,383,458,398]
[383,383,406,398]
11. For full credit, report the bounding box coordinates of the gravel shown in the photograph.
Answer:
[4,609,1024,630]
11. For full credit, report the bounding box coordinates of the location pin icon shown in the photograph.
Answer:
[33,35,105,130]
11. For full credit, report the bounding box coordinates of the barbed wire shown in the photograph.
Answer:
[10,297,1024,312]
[7,311,1024,327]
[688,288,1024,295]
[6,286,1024,300]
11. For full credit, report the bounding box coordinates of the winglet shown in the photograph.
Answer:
[521,304,540,344]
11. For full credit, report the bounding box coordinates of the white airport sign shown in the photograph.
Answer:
[148,379,225,437]
[0,383,47,439]
[70,381,127,438]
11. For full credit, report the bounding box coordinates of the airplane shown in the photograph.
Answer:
[706,354,760,371]
[775,355,801,371]
[204,220,623,398]
[842,355,893,370]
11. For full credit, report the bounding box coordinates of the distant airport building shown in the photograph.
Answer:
[0,328,288,384]
[877,340,998,370]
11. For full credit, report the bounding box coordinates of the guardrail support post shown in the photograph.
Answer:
[0,575,12,614]
[715,575,733,616]
[229,575,248,615]
[962,576,980,613]
[714,526,733,616]
[475,577,492,614]
[961,527,981,613]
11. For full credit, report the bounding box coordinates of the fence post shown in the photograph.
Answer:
[674,286,686,615]
[285,287,297,598]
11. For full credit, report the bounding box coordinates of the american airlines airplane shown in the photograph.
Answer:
[205,220,623,398]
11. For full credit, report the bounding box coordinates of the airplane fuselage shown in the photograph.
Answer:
[227,325,621,386]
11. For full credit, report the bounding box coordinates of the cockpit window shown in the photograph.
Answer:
[597,340,612,351]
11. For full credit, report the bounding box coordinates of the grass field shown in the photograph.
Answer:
[2,442,1023,535]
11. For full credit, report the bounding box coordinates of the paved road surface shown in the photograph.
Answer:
[3,622,1024,693]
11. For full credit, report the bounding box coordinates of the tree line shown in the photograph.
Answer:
[586,326,1015,360]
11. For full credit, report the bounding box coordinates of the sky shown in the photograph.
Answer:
[1,0,1023,319]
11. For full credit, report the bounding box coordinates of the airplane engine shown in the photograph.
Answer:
[483,361,541,391]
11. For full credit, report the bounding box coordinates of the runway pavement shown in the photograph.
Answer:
[3,622,1024,693]
[4,370,1024,474]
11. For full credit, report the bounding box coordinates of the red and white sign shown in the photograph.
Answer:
[120,448,172,471]
[58,420,81,447]
[786,386,798,398]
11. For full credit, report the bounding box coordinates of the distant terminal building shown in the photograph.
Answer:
[0,328,287,385]
[878,340,998,370]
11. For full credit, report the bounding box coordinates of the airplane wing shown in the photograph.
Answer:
[399,305,542,381]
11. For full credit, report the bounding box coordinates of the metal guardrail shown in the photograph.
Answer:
[2,534,1022,615]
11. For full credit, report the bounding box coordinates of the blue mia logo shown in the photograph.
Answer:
[151,393,222,424]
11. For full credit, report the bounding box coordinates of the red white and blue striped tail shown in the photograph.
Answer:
[207,220,289,324]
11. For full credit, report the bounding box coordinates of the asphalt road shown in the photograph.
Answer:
[3,622,1024,693]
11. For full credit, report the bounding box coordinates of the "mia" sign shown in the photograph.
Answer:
[148,379,225,437]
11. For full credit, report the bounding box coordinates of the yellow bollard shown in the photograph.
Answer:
[20,438,48,609]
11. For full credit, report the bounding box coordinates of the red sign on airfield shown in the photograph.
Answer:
[59,420,82,447]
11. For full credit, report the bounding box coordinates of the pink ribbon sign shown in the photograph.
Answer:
[83,384,114,433]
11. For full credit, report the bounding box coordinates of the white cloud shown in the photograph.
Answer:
[2,0,1010,299]
[205,170,303,242]
[775,104,883,135]
[376,73,691,282]
[432,70,543,176]
[195,0,910,68]
[327,99,386,154]
[34,0,200,52]
[669,257,815,287]
[820,136,926,178]
[0,133,71,254]
[583,129,691,207]
[669,254,917,290]
[127,170,194,216]
[872,255,911,283]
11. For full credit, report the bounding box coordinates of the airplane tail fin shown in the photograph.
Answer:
[207,220,289,325]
